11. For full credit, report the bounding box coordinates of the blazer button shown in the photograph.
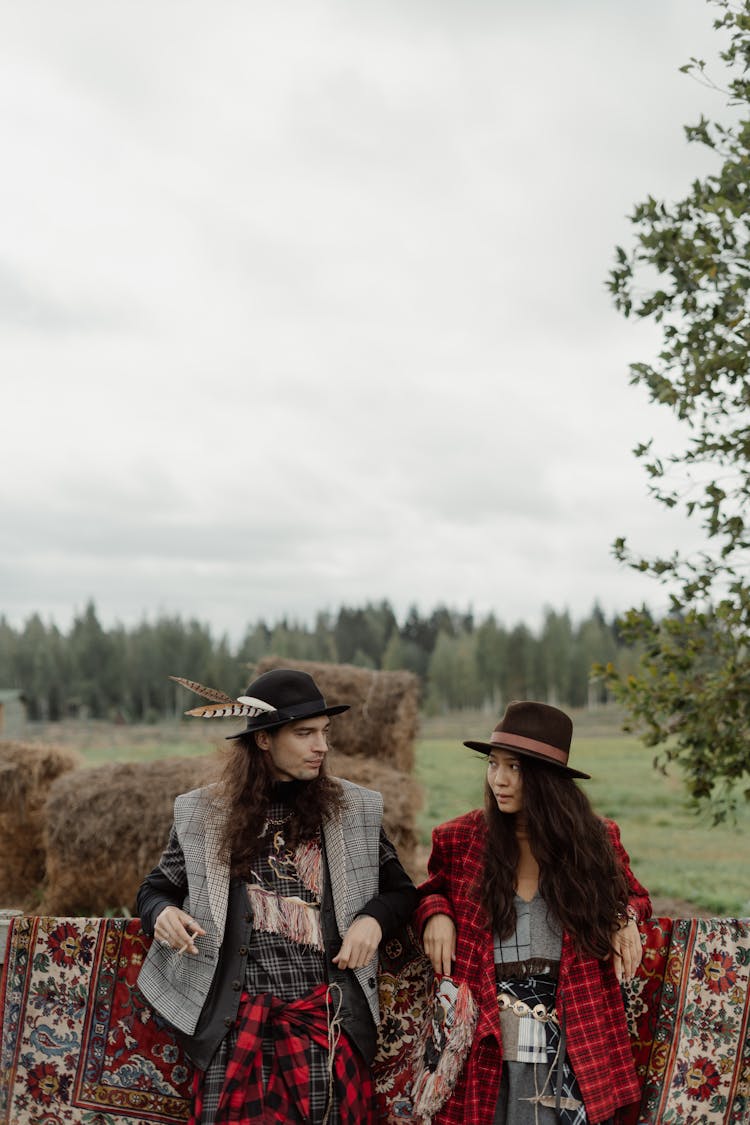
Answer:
[368,978,376,989]
[224,1017,233,1028]
[238,946,248,956]
[231,979,241,991]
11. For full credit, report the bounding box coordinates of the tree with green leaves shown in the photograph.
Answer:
[603,0,750,817]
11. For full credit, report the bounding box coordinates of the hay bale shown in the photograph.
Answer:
[253,658,420,772]
[327,750,422,880]
[0,741,83,907]
[40,755,216,916]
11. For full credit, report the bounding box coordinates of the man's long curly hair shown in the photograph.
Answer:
[214,731,343,879]
[480,756,629,960]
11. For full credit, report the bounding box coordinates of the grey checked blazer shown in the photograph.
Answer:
[137,779,384,1035]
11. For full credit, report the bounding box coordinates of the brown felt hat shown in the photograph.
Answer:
[463,700,590,779]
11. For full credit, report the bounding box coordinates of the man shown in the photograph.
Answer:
[137,667,416,1125]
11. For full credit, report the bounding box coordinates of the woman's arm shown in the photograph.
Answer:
[415,825,458,976]
[605,819,651,981]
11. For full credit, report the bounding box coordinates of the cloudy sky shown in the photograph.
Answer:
[0,0,727,640]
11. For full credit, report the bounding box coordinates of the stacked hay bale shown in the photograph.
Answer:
[40,755,216,916]
[0,742,83,908]
[253,658,422,875]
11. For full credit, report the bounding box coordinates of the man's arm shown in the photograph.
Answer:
[333,829,417,970]
[137,824,207,953]
[355,829,418,938]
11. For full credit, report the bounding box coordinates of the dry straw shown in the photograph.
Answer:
[41,755,216,916]
[0,741,83,907]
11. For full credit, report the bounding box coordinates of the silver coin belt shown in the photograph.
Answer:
[497,991,560,1025]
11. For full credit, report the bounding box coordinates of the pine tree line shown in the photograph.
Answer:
[0,599,640,721]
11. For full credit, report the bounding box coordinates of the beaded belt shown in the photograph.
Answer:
[497,990,559,1025]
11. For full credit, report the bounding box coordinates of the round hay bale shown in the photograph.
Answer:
[252,658,420,772]
[0,741,83,907]
[40,755,216,916]
[327,750,422,880]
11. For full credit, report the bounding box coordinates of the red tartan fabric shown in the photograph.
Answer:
[414,810,652,1125]
[191,985,374,1125]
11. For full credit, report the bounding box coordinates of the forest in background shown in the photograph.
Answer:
[0,599,642,721]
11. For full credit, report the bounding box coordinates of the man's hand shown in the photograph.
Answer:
[423,913,456,976]
[333,915,382,970]
[154,905,206,956]
[610,917,643,982]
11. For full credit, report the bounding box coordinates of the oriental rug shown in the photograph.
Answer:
[2,915,748,1124]
[635,916,750,1125]
[615,916,674,1125]
[0,917,192,1125]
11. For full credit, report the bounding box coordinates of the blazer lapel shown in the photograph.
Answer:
[322,810,349,937]
[203,800,231,936]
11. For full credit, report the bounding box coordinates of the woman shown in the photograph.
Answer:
[415,701,650,1125]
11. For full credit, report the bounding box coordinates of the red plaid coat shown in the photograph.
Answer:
[414,811,652,1125]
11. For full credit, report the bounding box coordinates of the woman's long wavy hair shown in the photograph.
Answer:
[214,731,343,879]
[480,756,629,960]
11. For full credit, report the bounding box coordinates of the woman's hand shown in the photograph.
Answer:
[423,913,456,976]
[610,916,643,982]
[154,905,206,955]
[333,915,383,970]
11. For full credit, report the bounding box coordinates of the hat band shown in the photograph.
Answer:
[490,730,569,765]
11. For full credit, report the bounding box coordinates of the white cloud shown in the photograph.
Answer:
[0,0,728,639]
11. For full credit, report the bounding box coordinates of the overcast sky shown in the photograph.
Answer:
[0,0,729,641]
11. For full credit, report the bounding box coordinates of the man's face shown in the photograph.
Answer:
[256,715,331,782]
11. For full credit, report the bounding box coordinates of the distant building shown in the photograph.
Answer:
[0,691,27,739]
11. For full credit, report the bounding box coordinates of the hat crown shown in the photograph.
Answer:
[246,668,324,712]
[496,701,572,755]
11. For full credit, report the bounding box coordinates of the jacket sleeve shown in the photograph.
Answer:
[413,823,456,936]
[356,828,418,939]
[136,823,188,935]
[605,818,652,922]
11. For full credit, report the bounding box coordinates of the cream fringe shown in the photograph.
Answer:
[246,883,324,951]
[293,839,322,895]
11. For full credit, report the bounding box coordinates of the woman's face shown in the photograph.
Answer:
[487,749,524,814]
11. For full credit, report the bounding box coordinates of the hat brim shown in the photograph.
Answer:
[225,702,349,740]
[463,738,591,780]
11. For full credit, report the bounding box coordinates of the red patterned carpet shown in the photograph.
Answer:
[0,915,748,1124]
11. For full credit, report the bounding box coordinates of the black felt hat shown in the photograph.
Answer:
[224,668,349,740]
[463,700,590,779]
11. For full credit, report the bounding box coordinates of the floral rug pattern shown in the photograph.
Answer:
[637,917,749,1125]
[0,917,192,1124]
[1,915,748,1124]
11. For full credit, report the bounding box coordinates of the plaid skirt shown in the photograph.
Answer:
[496,976,587,1125]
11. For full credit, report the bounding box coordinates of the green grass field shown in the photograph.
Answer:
[39,717,750,917]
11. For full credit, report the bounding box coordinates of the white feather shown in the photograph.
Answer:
[236,695,276,712]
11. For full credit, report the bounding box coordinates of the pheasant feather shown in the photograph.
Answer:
[185,700,276,719]
[169,676,236,705]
